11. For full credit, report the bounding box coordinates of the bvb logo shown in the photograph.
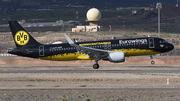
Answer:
[15,31,29,46]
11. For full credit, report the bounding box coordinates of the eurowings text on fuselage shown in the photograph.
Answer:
[7,21,174,69]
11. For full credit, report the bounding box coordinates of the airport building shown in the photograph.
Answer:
[72,8,101,32]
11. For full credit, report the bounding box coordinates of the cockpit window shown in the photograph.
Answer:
[160,40,168,43]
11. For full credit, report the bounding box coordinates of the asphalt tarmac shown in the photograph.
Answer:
[1,69,180,73]
[0,65,180,90]
[0,64,180,74]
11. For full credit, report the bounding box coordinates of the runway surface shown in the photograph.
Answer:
[1,70,180,73]
[0,65,180,90]
[0,64,180,74]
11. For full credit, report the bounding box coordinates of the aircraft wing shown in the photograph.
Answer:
[64,34,110,58]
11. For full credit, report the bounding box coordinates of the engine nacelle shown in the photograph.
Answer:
[108,52,125,63]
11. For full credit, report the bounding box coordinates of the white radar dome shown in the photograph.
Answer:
[86,8,101,21]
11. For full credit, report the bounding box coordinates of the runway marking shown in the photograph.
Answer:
[167,78,169,85]
[3,69,8,71]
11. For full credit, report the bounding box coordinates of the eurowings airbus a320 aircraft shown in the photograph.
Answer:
[7,21,174,69]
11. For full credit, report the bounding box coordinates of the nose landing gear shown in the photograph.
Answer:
[151,60,155,65]
[150,55,155,65]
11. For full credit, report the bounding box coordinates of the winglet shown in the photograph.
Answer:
[64,34,74,45]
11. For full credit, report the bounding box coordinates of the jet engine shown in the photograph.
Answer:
[107,52,125,63]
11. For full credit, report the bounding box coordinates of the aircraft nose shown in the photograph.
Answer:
[170,43,174,50]
[167,43,174,51]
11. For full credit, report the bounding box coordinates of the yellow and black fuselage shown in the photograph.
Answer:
[35,37,174,61]
[8,37,174,61]
[7,21,174,62]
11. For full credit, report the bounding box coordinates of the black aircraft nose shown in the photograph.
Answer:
[166,43,174,51]
[170,43,174,51]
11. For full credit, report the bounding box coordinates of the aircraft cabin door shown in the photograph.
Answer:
[149,38,155,48]
[39,46,44,56]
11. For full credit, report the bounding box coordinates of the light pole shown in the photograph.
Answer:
[156,3,162,37]
[109,25,111,32]
[177,0,179,7]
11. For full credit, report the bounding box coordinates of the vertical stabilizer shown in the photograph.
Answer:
[8,21,41,48]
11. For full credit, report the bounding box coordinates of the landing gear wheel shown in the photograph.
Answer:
[151,61,155,65]
[150,55,155,65]
[93,64,99,69]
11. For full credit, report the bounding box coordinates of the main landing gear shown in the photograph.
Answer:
[93,64,99,69]
[93,56,100,69]
[150,55,155,65]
